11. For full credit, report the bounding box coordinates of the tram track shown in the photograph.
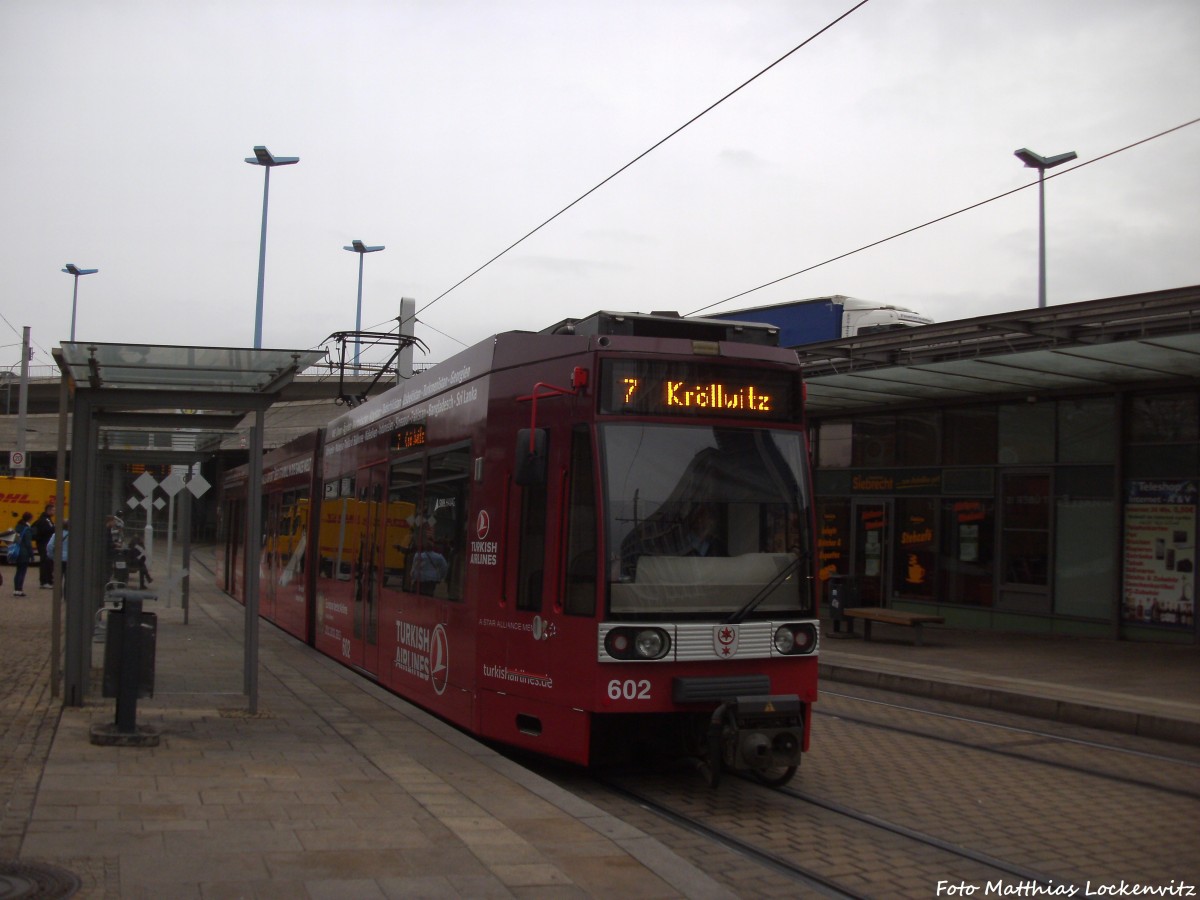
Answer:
[599,776,860,898]
[817,688,1200,801]
[591,770,1071,899]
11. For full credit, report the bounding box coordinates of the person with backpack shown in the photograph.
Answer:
[11,511,35,596]
[46,521,68,586]
[32,504,55,589]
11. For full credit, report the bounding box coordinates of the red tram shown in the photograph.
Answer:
[217,311,820,785]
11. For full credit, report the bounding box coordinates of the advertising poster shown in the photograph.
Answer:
[1122,481,1196,628]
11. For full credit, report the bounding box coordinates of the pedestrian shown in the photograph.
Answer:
[128,536,153,588]
[46,521,68,586]
[32,504,55,589]
[12,511,35,596]
[410,527,447,596]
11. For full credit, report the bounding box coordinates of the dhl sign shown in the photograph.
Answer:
[0,478,70,529]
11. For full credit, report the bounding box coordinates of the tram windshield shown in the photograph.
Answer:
[601,423,813,618]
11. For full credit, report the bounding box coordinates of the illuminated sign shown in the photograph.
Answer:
[600,360,796,421]
[393,422,427,450]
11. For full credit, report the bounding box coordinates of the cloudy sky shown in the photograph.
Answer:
[2,0,1197,376]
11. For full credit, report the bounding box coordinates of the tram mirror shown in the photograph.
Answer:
[515,428,548,486]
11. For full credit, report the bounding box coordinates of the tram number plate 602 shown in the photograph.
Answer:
[607,679,651,701]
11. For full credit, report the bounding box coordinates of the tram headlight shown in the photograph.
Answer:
[604,627,670,661]
[774,623,817,656]
[634,629,666,660]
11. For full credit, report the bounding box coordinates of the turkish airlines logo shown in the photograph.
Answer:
[431,624,450,695]
[476,510,490,540]
[714,624,739,658]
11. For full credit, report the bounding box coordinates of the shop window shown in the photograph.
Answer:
[852,416,895,467]
[943,407,997,465]
[999,403,1054,464]
[1000,472,1050,587]
[939,499,994,606]
[818,420,853,468]
[1055,497,1115,619]
[896,411,940,466]
[1058,398,1115,463]
[894,498,935,601]
[1125,393,1200,478]
[1128,394,1199,443]
[815,500,850,581]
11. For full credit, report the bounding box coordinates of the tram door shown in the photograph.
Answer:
[261,493,282,621]
[351,465,385,674]
[852,500,892,606]
[222,497,243,596]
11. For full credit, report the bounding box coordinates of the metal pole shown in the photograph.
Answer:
[51,372,70,699]
[398,297,417,382]
[16,327,30,474]
[181,464,193,625]
[354,252,365,372]
[244,408,265,713]
[70,276,80,343]
[253,166,271,349]
[1037,168,1047,309]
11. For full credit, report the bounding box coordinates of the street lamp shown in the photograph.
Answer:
[244,145,299,348]
[1014,147,1077,308]
[343,240,385,372]
[62,263,98,342]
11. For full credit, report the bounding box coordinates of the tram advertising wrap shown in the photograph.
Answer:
[217,311,820,786]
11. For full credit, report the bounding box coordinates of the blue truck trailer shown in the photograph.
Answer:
[711,296,932,348]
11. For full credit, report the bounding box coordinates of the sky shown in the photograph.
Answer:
[2,0,1198,377]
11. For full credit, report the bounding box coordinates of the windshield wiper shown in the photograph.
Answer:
[725,555,803,625]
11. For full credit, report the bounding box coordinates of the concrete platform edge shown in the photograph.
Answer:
[819,661,1200,747]
[299,628,738,900]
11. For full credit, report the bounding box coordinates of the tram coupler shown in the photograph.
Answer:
[705,694,803,786]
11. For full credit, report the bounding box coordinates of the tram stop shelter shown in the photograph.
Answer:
[51,342,325,711]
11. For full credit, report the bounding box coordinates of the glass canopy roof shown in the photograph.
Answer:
[57,343,327,394]
[54,343,328,453]
[798,286,1200,413]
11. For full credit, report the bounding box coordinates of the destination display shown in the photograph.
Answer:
[599,360,797,421]
[392,421,427,450]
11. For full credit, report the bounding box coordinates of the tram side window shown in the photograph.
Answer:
[516,440,549,612]
[319,477,355,580]
[424,447,470,601]
[280,488,309,566]
[388,456,422,591]
[564,427,597,616]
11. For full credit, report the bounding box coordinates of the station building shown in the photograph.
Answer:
[774,285,1200,645]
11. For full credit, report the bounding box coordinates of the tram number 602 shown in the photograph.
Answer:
[607,679,651,701]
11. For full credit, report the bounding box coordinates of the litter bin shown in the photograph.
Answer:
[826,575,859,634]
[93,591,159,746]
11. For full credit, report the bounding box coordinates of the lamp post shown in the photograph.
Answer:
[62,264,98,342]
[244,146,299,349]
[1014,147,1077,308]
[343,240,385,372]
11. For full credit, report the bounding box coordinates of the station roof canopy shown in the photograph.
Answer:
[796,285,1200,414]
[54,342,327,456]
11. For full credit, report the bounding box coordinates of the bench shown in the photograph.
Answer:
[840,607,945,646]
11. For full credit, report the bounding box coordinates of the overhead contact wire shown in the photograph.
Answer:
[410,0,873,326]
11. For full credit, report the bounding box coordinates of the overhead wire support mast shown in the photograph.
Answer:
[325,330,427,407]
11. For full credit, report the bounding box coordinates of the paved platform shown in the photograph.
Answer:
[1,561,1197,897]
[820,614,1200,746]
